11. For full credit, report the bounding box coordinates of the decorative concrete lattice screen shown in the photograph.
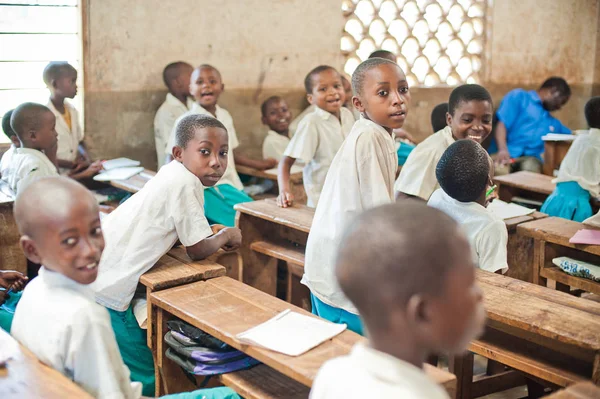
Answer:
[342,0,489,87]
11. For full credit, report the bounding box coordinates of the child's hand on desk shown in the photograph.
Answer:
[277,191,294,208]
[70,161,103,179]
[0,270,28,291]
[72,159,91,173]
[255,158,278,170]
[495,149,511,165]
[219,227,242,251]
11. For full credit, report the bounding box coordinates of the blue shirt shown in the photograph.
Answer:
[495,89,570,159]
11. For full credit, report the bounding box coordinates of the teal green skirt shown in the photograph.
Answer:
[541,181,593,222]
[0,290,22,332]
[310,293,364,336]
[205,184,253,227]
[163,387,241,399]
[397,142,416,166]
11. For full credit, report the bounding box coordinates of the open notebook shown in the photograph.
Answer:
[488,199,535,220]
[93,166,145,182]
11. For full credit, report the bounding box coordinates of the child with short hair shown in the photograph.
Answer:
[43,61,101,179]
[428,140,509,273]
[431,102,449,133]
[541,96,600,222]
[1,109,19,178]
[1,103,59,194]
[302,58,410,334]
[96,114,243,395]
[166,64,272,226]
[368,49,397,62]
[261,95,293,162]
[11,177,240,399]
[310,202,485,398]
[396,84,493,201]
[154,61,194,168]
[277,65,354,208]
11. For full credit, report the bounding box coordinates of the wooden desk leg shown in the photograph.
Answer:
[497,184,515,203]
[532,240,546,286]
[155,307,166,397]
[449,352,474,399]
[592,352,600,384]
[543,142,556,176]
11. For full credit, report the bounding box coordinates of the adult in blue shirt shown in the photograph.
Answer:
[492,77,571,173]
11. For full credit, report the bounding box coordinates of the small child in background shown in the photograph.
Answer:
[261,96,293,162]
[277,65,354,208]
[396,84,493,201]
[368,49,397,62]
[431,102,449,133]
[341,75,360,120]
[428,140,508,274]
[43,62,101,180]
[310,202,485,398]
[1,109,19,178]
[154,61,194,168]
[541,96,600,222]
[303,58,410,334]
[96,115,242,395]
[11,177,240,399]
[1,103,59,194]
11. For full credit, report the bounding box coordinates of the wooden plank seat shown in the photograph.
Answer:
[218,365,310,399]
[250,240,305,266]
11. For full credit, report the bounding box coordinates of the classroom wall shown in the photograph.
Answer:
[83,0,600,169]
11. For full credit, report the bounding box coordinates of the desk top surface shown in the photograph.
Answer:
[236,165,303,184]
[494,171,555,194]
[235,198,314,233]
[109,169,156,194]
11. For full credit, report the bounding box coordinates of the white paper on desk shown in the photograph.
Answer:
[102,157,141,170]
[488,199,535,220]
[93,166,144,182]
[264,165,304,176]
[0,330,19,365]
[236,309,346,356]
[541,133,576,141]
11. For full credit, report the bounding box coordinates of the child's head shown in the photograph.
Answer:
[447,84,493,144]
[172,114,228,187]
[2,109,20,147]
[11,102,57,151]
[163,61,193,97]
[538,77,570,112]
[351,57,410,132]
[336,201,485,357]
[436,140,491,205]
[304,66,345,117]
[585,96,600,129]
[261,96,292,135]
[431,102,448,133]
[341,75,353,108]
[43,62,77,99]
[368,50,397,63]
[190,64,224,110]
[14,177,103,285]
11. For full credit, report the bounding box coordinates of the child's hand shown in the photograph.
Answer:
[0,291,6,306]
[221,227,242,251]
[263,158,279,170]
[495,150,511,166]
[72,159,91,173]
[0,270,28,291]
[276,191,294,208]
[72,161,103,178]
[210,224,227,235]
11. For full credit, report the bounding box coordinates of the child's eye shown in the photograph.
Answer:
[319,87,327,91]
[378,90,388,97]
[63,237,77,247]
[200,149,210,155]
[334,84,341,89]
[400,87,409,93]
[462,118,473,123]
[220,150,228,156]
[92,227,102,236]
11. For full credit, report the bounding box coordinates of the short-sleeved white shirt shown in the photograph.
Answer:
[584,210,600,227]
[262,130,291,162]
[0,144,15,178]
[47,100,83,163]
[1,147,58,195]
[552,128,600,198]
[283,106,354,207]
[94,160,213,311]
[167,103,243,190]
[395,126,455,200]
[12,267,142,399]
[428,188,509,273]
[302,117,397,313]
[154,93,194,168]
[310,343,449,399]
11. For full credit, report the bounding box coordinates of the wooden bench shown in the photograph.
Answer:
[543,140,572,176]
[545,382,600,398]
[450,270,600,398]
[237,165,306,204]
[150,276,457,398]
[494,171,555,203]
[0,182,26,275]
[109,168,156,194]
[0,329,93,398]
[517,217,600,294]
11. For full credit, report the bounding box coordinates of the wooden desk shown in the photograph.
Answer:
[0,183,26,274]
[0,329,93,398]
[110,169,156,194]
[150,276,457,397]
[517,217,600,294]
[236,165,306,204]
[505,211,547,282]
[494,171,555,203]
[545,382,600,398]
[543,140,572,176]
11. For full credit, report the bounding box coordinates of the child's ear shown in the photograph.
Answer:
[51,78,59,89]
[20,236,42,264]
[172,145,184,161]
[306,93,314,105]
[261,115,268,126]
[446,111,452,127]
[221,83,225,92]
[352,96,364,113]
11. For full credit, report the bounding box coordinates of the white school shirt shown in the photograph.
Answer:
[395,126,455,200]
[310,343,449,399]
[0,144,15,178]
[302,117,397,313]
[47,100,84,163]
[94,160,213,311]
[283,106,354,207]
[167,103,244,190]
[1,147,58,195]
[154,93,194,168]
[262,130,291,162]
[552,128,600,198]
[583,210,600,227]
[428,189,509,273]
[289,104,315,136]
[11,267,142,399]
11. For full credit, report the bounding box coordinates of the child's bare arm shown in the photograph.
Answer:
[494,122,511,165]
[395,191,425,202]
[77,142,92,163]
[68,161,103,180]
[185,227,242,260]
[276,156,296,208]
[233,150,278,170]
[0,270,28,291]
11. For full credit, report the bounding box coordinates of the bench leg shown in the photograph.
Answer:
[525,379,547,399]
[449,352,474,399]
[555,281,570,293]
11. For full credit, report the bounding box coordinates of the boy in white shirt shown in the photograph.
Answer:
[154,61,194,168]
[11,177,240,399]
[1,109,19,179]
[302,58,410,334]
[277,65,354,208]
[261,96,293,162]
[167,65,274,226]
[395,84,494,201]
[95,114,242,395]
[310,202,485,398]
[2,103,59,195]
[428,140,508,273]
